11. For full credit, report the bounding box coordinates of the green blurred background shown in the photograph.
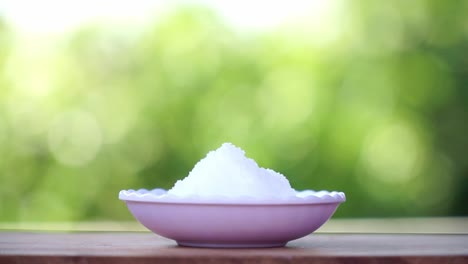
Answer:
[0,0,467,222]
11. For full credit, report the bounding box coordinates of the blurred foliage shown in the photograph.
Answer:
[0,1,467,221]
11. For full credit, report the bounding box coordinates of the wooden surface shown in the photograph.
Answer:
[2,217,468,233]
[1,232,467,263]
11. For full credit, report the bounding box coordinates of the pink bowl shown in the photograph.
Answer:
[119,189,345,248]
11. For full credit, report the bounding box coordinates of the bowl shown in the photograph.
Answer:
[119,189,345,248]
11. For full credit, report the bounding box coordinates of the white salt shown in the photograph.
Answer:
[168,143,296,198]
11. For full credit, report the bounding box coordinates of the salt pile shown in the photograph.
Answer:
[168,143,296,198]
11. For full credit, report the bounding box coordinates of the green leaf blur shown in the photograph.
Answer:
[0,1,467,221]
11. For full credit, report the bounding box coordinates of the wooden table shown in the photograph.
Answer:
[1,232,467,263]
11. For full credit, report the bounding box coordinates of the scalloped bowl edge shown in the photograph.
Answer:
[119,188,346,204]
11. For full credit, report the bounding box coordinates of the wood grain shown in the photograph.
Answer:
[1,232,467,264]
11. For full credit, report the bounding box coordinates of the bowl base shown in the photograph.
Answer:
[177,241,287,248]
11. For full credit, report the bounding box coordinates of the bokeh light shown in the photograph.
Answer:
[0,0,467,221]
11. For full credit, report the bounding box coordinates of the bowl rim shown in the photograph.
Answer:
[119,188,346,205]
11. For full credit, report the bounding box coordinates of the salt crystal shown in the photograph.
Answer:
[168,143,296,198]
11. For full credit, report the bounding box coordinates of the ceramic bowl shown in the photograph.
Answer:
[119,189,345,248]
